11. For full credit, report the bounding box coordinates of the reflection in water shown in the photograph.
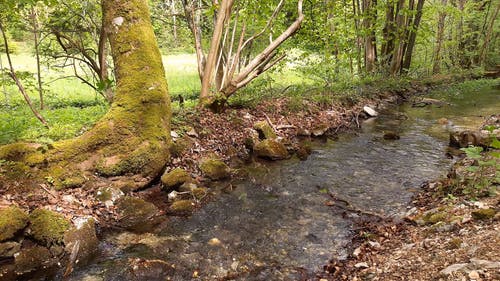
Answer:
[70,87,499,281]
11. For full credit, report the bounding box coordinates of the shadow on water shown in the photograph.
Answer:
[70,85,499,281]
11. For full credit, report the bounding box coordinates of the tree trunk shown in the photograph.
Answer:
[401,0,425,73]
[362,0,377,72]
[433,0,448,74]
[478,1,500,66]
[199,0,234,105]
[38,0,172,189]
[381,0,396,68]
[389,0,406,75]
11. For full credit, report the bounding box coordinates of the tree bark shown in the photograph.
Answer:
[199,0,234,104]
[36,0,172,189]
[401,0,425,73]
[433,0,448,74]
[478,0,500,66]
[362,0,377,72]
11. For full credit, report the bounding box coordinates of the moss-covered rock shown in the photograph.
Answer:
[0,206,29,242]
[254,139,289,160]
[116,196,159,232]
[200,158,231,180]
[471,208,496,220]
[170,200,195,213]
[254,121,277,140]
[64,217,98,265]
[296,142,312,161]
[161,168,191,190]
[192,187,208,199]
[28,209,71,246]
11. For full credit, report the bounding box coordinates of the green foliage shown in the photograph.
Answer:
[458,145,500,199]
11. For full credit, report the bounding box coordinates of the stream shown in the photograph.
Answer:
[70,84,500,281]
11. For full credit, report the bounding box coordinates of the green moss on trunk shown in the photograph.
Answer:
[0,0,172,189]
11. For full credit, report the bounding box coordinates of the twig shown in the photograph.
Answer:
[40,184,57,199]
[263,113,278,134]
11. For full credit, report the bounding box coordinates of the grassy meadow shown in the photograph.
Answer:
[0,50,314,145]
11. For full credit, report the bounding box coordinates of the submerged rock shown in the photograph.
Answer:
[0,206,28,242]
[116,196,159,232]
[28,209,71,246]
[254,121,277,140]
[199,158,231,180]
[383,131,400,140]
[254,139,289,160]
[104,258,175,281]
[161,167,191,190]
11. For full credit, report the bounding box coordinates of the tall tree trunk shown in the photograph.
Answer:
[389,0,406,75]
[362,0,377,72]
[433,0,448,74]
[478,0,500,66]
[381,0,396,68]
[37,0,172,189]
[402,0,425,73]
[0,20,48,127]
[353,0,363,73]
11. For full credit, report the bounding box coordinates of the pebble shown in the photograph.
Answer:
[208,238,221,246]
[354,262,369,268]
[468,270,479,280]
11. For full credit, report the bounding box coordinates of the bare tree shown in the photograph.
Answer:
[182,0,304,111]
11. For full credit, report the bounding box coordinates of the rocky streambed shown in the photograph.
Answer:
[1,80,498,281]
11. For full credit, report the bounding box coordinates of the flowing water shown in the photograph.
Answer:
[70,84,500,281]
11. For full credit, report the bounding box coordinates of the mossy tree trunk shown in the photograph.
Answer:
[0,0,172,189]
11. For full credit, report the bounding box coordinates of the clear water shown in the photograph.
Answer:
[70,85,500,281]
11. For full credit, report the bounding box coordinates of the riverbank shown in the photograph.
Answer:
[0,75,498,279]
[321,115,500,281]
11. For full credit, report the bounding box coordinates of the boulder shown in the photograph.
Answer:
[199,158,231,180]
[170,200,196,213]
[116,196,159,232]
[253,121,277,140]
[64,217,99,266]
[96,187,124,207]
[296,143,312,161]
[254,139,289,160]
[449,130,490,148]
[14,245,55,276]
[28,209,71,246]
[160,168,191,190]
[0,206,28,242]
